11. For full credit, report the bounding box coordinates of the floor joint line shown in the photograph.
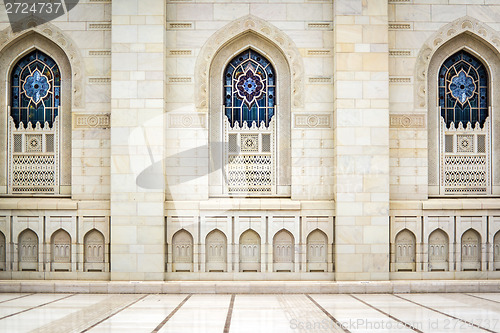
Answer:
[393,294,496,333]
[0,293,74,321]
[81,294,148,333]
[466,293,500,305]
[223,294,236,333]
[0,293,34,305]
[350,294,423,333]
[305,294,351,333]
[151,294,192,333]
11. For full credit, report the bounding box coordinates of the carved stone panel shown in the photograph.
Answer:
[461,229,481,271]
[0,232,5,271]
[428,229,449,271]
[394,229,416,272]
[273,229,294,272]
[52,230,71,263]
[306,229,327,272]
[239,230,260,272]
[494,231,500,270]
[172,230,193,272]
[205,230,227,272]
[19,229,38,271]
[84,229,105,272]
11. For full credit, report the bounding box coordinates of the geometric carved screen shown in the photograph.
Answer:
[9,50,60,194]
[223,49,276,195]
[438,51,490,195]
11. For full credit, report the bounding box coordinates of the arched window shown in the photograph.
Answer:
[461,229,481,271]
[84,229,106,272]
[223,49,277,195]
[8,50,61,194]
[224,49,275,128]
[11,50,61,128]
[438,50,490,195]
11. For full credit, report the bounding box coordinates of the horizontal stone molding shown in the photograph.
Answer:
[168,76,192,84]
[168,49,193,56]
[88,77,111,84]
[389,49,411,57]
[168,113,206,129]
[308,76,333,84]
[389,23,412,30]
[89,50,111,56]
[307,22,333,30]
[389,0,411,3]
[88,23,111,30]
[390,114,426,129]
[294,114,332,129]
[306,49,332,57]
[168,22,193,30]
[74,114,110,129]
[389,77,412,84]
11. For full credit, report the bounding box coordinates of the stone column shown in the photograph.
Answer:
[334,0,390,280]
[110,0,165,280]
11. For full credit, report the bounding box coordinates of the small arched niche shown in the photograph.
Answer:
[172,229,194,272]
[461,229,481,271]
[239,229,261,272]
[84,229,105,272]
[51,229,71,272]
[494,231,500,271]
[428,229,449,271]
[0,231,5,271]
[205,229,227,272]
[394,229,416,272]
[18,229,38,271]
[273,229,294,272]
[306,229,328,272]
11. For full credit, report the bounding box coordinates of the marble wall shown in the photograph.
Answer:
[0,0,499,281]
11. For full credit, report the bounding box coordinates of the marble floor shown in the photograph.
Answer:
[0,293,500,332]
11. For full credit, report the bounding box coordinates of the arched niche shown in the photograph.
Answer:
[0,28,77,195]
[51,229,71,271]
[306,229,328,272]
[461,229,481,271]
[494,231,500,271]
[0,231,5,271]
[428,229,449,271]
[18,229,38,271]
[205,229,227,272]
[273,229,294,272]
[172,229,194,272]
[84,229,105,272]
[239,229,261,272]
[394,229,416,272]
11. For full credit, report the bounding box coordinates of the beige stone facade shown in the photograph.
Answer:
[0,0,499,281]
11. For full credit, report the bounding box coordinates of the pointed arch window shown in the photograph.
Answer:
[224,49,276,128]
[223,49,277,194]
[8,50,61,194]
[439,50,488,127]
[438,50,490,195]
[11,50,61,128]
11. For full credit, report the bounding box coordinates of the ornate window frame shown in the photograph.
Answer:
[207,33,291,196]
[419,17,500,196]
[195,15,303,197]
[0,24,80,195]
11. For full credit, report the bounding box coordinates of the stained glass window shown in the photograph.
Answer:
[439,50,488,127]
[11,50,61,128]
[224,49,276,127]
